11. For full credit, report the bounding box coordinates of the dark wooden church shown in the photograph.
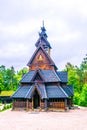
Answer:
[12,23,74,111]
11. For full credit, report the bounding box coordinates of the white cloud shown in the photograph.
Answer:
[59,31,81,42]
[0,19,39,38]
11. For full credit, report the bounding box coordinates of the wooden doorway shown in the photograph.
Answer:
[33,89,40,109]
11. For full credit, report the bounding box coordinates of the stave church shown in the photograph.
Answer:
[12,23,74,111]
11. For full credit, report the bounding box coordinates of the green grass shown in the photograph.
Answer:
[0,91,15,96]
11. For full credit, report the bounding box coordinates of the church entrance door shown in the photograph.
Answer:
[33,90,40,109]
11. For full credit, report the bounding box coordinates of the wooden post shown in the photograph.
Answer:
[26,99,29,111]
[45,99,47,111]
[12,99,14,110]
[71,96,74,107]
[40,99,41,111]
[65,99,67,111]
[32,97,34,111]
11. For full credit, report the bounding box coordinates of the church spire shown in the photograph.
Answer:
[35,21,51,55]
[42,20,44,27]
[39,20,48,39]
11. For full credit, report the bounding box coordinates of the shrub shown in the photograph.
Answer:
[73,92,80,105]
[79,84,87,107]
[10,103,12,108]
[3,105,7,110]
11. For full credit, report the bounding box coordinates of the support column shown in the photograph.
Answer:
[65,99,67,111]
[12,99,14,110]
[71,96,74,107]
[40,99,41,111]
[45,99,48,111]
[32,97,34,111]
[26,99,29,111]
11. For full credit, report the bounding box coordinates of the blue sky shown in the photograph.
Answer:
[0,0,87,71]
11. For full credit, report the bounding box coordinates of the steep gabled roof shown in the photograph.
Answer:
[41,70,61,82]
[12,86,31,98]
[12,84,73,99]
[20,69,61,83]
[20,70,35,83]
[28,84,47,99]
[27,45,57,70]
[31,69,45,82]
[12,84,47,99]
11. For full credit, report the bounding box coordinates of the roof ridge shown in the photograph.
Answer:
[43,84,47,99]
[36,84,42,98]
[20,73,28,82]
[31,69,45,82]
[67,85,74,95]
[38,69,45,81]
[53,70,61,81]
[25,85,34,98]
[58,86,68,97]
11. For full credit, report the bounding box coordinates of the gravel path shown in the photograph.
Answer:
[0,107,87,130]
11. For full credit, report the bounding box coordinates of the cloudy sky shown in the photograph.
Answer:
[0,0,87,71]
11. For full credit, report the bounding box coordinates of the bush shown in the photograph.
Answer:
[7,105,10,109]
[3,105,7,110]
[79,84,87,107]
[73,92,80,105]
[0,99,2,104]
[9,103,12,108]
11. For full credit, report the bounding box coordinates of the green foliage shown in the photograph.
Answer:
[73,92,80,105]
[16,67,28,81]
[65,62,81,93]
[3,104,7,110]
[0,66,28,91]
[65,54,87,106]
[79,84,87,106]
[0,99,2,104]
[68,69,80,92]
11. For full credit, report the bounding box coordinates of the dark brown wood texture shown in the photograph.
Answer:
[29,49,54,71]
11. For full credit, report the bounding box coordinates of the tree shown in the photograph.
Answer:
[79,84,87,106]
[80,54,87,84]
[0,73,4,93]
[64,62,83,105]
[16,67,28,82]
[80,54,87,71]
[0,66,6,91]
[65,62,80,92]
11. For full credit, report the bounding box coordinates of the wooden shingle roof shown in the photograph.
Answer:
[35,24,52,49]
[20,69,61,83]
[57,71,68,83]
[12,84,74,99]
[46,86,68,98]
[12,84,47,99]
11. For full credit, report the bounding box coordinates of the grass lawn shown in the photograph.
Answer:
[0,90,15,96]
